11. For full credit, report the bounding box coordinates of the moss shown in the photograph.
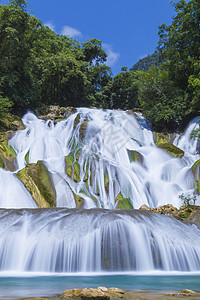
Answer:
[177,207,193,220]
[0,156,5,169]
[83,162,89,182]
[74,114,80,129]
[0,135,17,171]
[74,162,81,182]
[115,192,133,209]
[16,160,56,208]
[73,192,84,208]
[25,151,29,164]
[155,133,168,146]
[65,152,74,166]
[79,119,88,141]
[158,142,184,158]
[66,166,73,178]
[192,159,200,170]
[197,182,200,194]
[75,149,81,161]
[127,149,143,163]
[104,171,109,194]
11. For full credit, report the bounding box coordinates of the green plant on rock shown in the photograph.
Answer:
[179,192,197,207]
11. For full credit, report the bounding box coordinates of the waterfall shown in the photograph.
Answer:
[0,109,200,276]
[0,208,200,273]
[7,108,200,209]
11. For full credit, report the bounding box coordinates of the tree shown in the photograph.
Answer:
[158,0,200,93]
[82,39,107,66]
[138,66,190,130]
[130,51,162,72]
[0,92,13,117]
[107,68,139,110]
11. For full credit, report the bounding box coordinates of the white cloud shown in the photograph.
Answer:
[102,43,120,67]
[44,21,55,31]
[61,26,82,38]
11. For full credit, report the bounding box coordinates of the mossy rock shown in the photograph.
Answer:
[191,159,200,194]
[74,114,80,129]
[0,156,5,169]
[192,159,200,180]
[115,192,133,209]
[0,114,24,132]
[73,192,84,208]
[104,171,109,194]
[127,149,143,163]
[0,133,17,171]
[154,132,176,146]
[65,152,74,166]
[79,119,88,141]
[16,160,56,208]
[73,162,81,182]
[158,142,184,158]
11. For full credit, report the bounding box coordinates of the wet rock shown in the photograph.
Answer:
[191,159,200,194]
[60,287,126,299]
[127,149,143,164]
[140,204,151,210]
[181,289,198,295]
[37,105,77,122]
[16,160,56,207]
[153,132,177,145]
[0,131,18,171]
[115,192,133,209]
[157,142,184,158]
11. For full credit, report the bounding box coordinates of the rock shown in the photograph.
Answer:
[191,159,200,194]
[0,133,18,171]
[16,160,56,207]
[153,132,176,145]
[127,149,143,164]
[139,204,150,210]
[65,152,81,182]
[115,192,133,209]
[181,289,198,295]
[60,287,127,299]
[157,142,184,158]
[37,105,77,122]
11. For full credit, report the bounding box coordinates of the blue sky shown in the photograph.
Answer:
[2,0,174,75]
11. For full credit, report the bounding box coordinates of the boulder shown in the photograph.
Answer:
[16,160,56,207]
[60,287,126,299]
[115,192,133,209]
[157,142,184,158]
[191,159,200,194]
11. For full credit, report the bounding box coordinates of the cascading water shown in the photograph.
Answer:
[0,108,200,276]
[0,208,200,273]
[7,108,200,209]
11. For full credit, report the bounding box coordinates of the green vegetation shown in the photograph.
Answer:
[179,192,197,207]
[0,0,199,132]
[130,52,162,72]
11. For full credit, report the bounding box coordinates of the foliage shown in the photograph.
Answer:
[137,66,190,130]
[130,51,162,72]
[0,0,111,112]
[190,119,200,140]
[103,68,139,110]
[0,93,13,117]
[179,192,197,206]
[157,0,200,114]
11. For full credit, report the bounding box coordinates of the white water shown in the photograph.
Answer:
[0,208,200,273]
[5,108,200,209]
[0,109,200,275]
